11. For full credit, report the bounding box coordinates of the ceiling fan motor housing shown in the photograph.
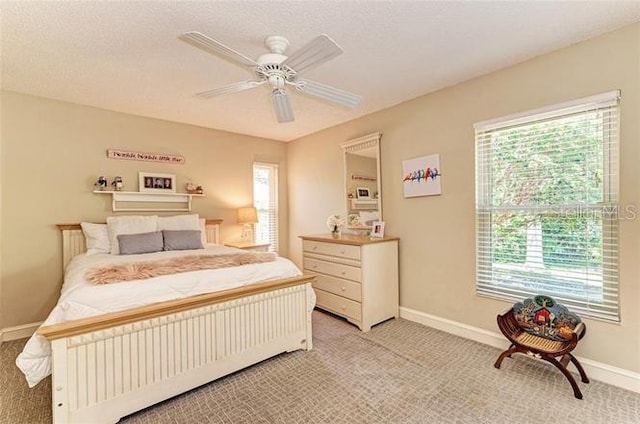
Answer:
[257,35,298,89]
[256,63,297,88]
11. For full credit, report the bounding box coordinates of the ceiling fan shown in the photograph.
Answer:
[179,32,362,123]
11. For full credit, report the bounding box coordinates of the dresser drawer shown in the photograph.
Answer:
[312,274,361,302]
[303,240,361,260]
[304,257,361,282]
[315,289,362,322]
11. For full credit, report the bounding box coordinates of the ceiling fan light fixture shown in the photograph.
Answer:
[268,75,285,89]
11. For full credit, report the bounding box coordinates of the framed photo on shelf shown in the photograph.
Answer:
[371,221,385,238]
[139,172,176,193]
[356,187,371,199]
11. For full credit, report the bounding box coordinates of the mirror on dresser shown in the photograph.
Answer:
[341,132,382,231]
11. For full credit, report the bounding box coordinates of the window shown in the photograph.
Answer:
[253,162,279,252]
[475,91,620,321]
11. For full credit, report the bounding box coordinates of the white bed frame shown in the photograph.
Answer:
[38,220,314,424]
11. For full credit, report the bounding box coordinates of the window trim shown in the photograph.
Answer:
[253,161,279,253]
[474,90,620,132]
[474,91,621,322]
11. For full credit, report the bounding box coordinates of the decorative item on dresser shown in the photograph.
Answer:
[370,221,385,238]
[326,214,345,238]
[300,233,399,332]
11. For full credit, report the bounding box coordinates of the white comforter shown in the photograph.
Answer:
[17,245,304,387]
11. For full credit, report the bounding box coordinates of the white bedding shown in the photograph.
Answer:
[17,245,305,387]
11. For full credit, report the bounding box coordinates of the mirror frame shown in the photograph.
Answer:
[340,132,382,227]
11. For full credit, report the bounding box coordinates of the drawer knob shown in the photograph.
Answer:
[312,245,317,250]
[341,271,346,276]
[312,264,317,269]
[340,249,345,254]
[341,286,346,292]
[341,305,346,310]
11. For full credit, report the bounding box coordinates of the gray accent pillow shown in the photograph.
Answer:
[163,230,204,251]
[117,231,164,255]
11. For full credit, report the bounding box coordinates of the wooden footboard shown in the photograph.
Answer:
[38,276,315,424]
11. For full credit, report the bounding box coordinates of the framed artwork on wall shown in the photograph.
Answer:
[402,154,442,198]
[139,172,176,193]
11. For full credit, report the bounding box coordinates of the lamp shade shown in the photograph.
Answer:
[237,207,258,224]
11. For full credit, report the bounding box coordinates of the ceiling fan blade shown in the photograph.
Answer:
[196,80,264,98]
[272,89,294,123]
[295,79,362,108]
[180,32,257,67]
[281,34,343,74]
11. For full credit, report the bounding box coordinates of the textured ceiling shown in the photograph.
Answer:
[1,2,639,142]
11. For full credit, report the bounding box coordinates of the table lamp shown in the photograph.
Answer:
[237,206,258,241]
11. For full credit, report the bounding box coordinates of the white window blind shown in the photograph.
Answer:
[474,91,620,321]
[253,162,279,252]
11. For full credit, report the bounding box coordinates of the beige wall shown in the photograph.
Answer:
[288,23,640,372]
[0,91,288,329]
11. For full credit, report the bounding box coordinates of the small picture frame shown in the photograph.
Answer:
[370,221,385,238]
[139,172,176,193]
[356,187,371,199]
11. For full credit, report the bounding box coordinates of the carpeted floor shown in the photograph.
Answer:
[2,311,639,423]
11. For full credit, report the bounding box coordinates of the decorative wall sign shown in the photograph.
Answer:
[351,174,377,182]
[107,149,185,165]
[402,154,442,197]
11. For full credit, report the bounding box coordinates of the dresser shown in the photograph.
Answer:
[300,234,399,332]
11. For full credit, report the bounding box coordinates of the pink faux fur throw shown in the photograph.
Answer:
[86,252,277,285]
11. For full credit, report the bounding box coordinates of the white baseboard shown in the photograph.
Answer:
[0,321,42,345]
[399,306,640,394]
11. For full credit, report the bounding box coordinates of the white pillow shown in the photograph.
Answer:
[80,222,110,255]
[107,215,158,255]
[157,214,200,231]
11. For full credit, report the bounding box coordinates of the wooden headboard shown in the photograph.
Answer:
[57,219,223,269]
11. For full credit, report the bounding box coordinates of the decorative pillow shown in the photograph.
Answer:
[117,231,164,255]
[107,215,158,255]
[80,222,110,255]
[512,295,582,341]
[162,230,204,251]
[157,214,200,231]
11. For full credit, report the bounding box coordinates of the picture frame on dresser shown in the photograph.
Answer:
[371,221,385,238]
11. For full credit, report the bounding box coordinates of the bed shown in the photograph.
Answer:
[20,218,315,424]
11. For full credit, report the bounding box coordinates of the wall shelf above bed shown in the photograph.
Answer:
[93,190,205,212]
